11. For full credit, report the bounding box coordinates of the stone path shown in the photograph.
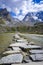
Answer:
[0,33,43,65]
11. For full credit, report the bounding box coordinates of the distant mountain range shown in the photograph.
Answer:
[0,8,43,27]
[0,8,43,33]
[23,11,43,26]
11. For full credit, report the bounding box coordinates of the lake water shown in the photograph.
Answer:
[21,34,43,46]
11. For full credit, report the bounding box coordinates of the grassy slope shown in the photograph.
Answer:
[0,33,15,54]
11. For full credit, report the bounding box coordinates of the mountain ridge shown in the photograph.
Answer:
[0,8,43,27]
[23,11,43,26]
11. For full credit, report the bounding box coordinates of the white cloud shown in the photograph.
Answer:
[33,3,43,11]
[22,0,43,12]
[0,0,43,20]
[20,1,28,15]
[16,0,43,20]
[1,4,6,8]
[1,4,12,12]
[40,1,43,4]
[13,8,20,15]
[39,19,42,21]
[6,6,12,12]
[11,0,43,20]
[12,0,20,2]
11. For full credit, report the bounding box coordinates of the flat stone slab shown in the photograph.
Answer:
[10,43,27,48]
[15,38,28,44]
[10,43,41,50]
[0,54,23,64]
[29,50,43,54]
[30,54,43,61]
[28,42,35,45]
[12,47,21,51]
[21,45,42,49]
[16,39,28,43]
[3,50,22,55]
[14,34,20,38]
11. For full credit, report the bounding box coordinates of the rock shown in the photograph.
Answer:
[9,43,27,48]
[0,54,23,64]
[3,50,22,55]
[29,50,43,54]
[30,54,43,61]
[12,47,21,51]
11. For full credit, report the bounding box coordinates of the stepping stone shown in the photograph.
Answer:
[10,43,41,51]
[15,34,20,38]
[28,42,35,45]
[12,47,21,51]
[21,45,42,49]
[0,54,23,64]
[29,50,43,54]
[16,39,27,42]
[16,39,28,44]
[3,50,22,55]
[30,54,43,61]
[9,43,27,48]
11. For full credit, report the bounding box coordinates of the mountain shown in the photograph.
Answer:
[0,8,21,27]
[1,8,43,27]
[0,8,12,25]
[34,22,43,26]
[23,11,43,26]
[34,22,43,34]
[0,8,22,32]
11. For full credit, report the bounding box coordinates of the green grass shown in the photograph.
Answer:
[0,33,15,55]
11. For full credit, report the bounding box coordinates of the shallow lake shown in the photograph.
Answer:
[21,34,43,46]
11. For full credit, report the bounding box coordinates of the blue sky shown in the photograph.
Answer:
[33,0,42,3]
[0,0,43,20]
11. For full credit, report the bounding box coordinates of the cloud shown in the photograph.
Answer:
[21,0,43,12]
[6,7,12,12]
[40,1,43,4]
[1,4,12,12]
[1,4,6,8]
[13,8,20,15]
[0,0,43,20]
[12,0,20,2]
